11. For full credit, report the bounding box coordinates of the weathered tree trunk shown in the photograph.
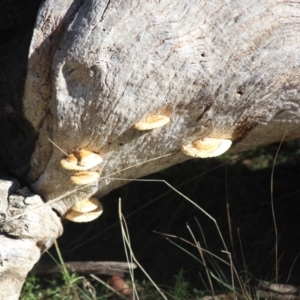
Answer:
[23,0,300,212]
[1,0,300,298]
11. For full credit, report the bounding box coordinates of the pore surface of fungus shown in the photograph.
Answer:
[70,171,100,185]
[61,149,103,171]
[72,197,101,213]
[134,115,170,130]
[181,137,232,158]
[65,202,103,223]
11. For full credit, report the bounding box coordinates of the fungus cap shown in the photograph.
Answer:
[60,154,77,169]
[77,149,103,167]
[72,197,101,213]
[134,115,170,130]
[60,150,102,171]
[70,171,100,185]
[181,138,232,158]
[66,154,78,164]
[65,203,103,223]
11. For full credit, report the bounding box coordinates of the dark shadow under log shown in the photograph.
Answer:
[35,261,137,277]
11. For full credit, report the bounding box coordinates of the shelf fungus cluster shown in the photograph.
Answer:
[181,137,232,158]
[61,149,103,171]
[134,114,232,159]
[60,150,103,222]
[70,171,100,185]
[134,114,170,130]
[65,197,103,222]
[60,150,102,185]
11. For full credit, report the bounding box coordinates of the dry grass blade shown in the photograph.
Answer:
[221,250,234,292]
[118,198,168,300]
[69,156,244,252]
[270,131,287,283]
[90,274,128,300]
[153,230,230,267]
[112,177,229,253]
[48,138,68,155]
[186,223,215,296]
[118,199,138,300]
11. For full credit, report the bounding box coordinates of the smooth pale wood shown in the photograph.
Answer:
[257,291,298,300]
[259,281,299,294]
[23,0,300,218]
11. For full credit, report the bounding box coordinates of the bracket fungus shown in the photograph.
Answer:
[181,137,232,158]
[72,197,100,213]
[65,197,103,222]
[134,115,170,130]
[61,149,103,171]
[70,171,100,185]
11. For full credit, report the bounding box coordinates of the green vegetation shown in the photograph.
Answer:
[21,140,300,299]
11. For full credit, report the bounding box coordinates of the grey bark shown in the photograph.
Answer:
[23,0,300,214]
[35,261,137,276]
[1,0,300,298]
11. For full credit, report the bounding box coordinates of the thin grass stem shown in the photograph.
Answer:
[90,274,128,300]
[118,198,138,300]
[270,132,287,283]
[221,250,234,292]
[110,177,229,252]
[186,223,215,296]
[54,240,70,278]
[237,228,249,285]
[48,138,68,155]
[118,199,167,300]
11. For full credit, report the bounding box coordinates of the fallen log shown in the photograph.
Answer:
[34,261,137,277]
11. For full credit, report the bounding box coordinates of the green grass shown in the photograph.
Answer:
[21,140,300,299]
[21,271,209,300]
[21,273,106,300]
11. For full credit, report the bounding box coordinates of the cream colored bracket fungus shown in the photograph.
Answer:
[65,197,103,222]
[181,137,232,158]
[70,171,100,185]
[61,149,103,171]
[134,115,170,130]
